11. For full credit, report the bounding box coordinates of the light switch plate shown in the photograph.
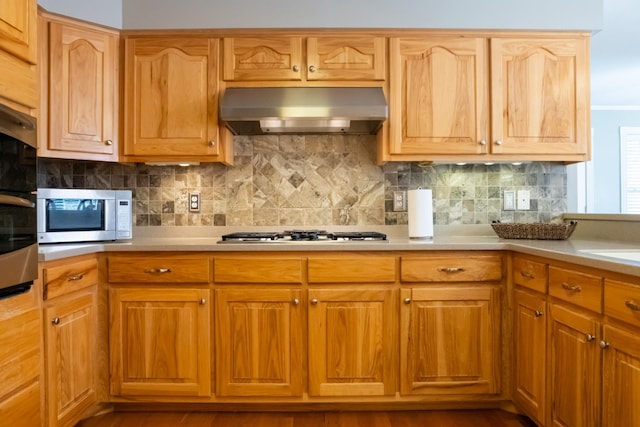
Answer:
[503,190,515,211]
[517,190,531,210]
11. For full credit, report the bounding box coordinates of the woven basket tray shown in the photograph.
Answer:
[491,220,577,240]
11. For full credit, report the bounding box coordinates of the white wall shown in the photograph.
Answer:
[122,0,602,30]
[39,0,602,30]
[38,0,122,28]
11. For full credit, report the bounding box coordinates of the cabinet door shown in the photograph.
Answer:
[548,303,601,427]
[602,324,640,427]
[400,286,500,395]
[490,37,589,156]
[389,37,489,155]
[124,37,222,159]
[0,0,36,64]
[308,288,396,396]
[109,287,211,397]
[45,288,98,427]
[46,21,118,160]
[223,36,303,81]
[513,290,547,425]
[306,36,385,81]
[215,288,304,397]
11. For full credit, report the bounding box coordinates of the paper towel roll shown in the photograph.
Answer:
[408,188,433,239]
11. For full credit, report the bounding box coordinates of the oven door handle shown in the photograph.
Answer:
[0,194,35,208]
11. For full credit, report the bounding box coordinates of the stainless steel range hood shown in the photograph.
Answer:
[220,87,387,135]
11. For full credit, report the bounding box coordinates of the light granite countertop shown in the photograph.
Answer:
[38,220,640,278]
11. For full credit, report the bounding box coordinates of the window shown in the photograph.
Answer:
[620,127,640,213]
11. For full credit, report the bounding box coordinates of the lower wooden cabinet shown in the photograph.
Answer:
[44,287,98,427]
[513,289,547,426]
[548,303,601,427]
[400,286,501,395]
[307,288,396,396]
[601,324,640,426]
[214,288,304,397]
[109,287,211,397]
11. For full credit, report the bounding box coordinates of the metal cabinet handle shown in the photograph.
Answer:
[199,298,206,305]
[438,267,465,273]
[561,282,582,292]
[67,273,84,281]
[479,139,487,146]
[534,310,543,317]
[105,139,113,146]
[495,140,503,146]
[404,298,411,304]
[292,65,300,72]
[599,340,610,349]
[625,300,640,311]
[52,317,60,325]
[209,140,216,147]
[586,333,596,342]
[293,298,300,305]
[145,268,172,274]
[310,298,319,305]
[308,65,317,72]
[520,271,535,279]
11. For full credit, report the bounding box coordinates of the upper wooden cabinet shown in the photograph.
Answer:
[39,16,119,161]
[389,36,489,156]
[0,0,37,111]
[123,36,233,164]
[223,35,386,82]
[490,37,590,158]
[0,0,36,64]
[388,33,590,163]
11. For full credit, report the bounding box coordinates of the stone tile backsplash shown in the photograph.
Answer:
[38,134,567,227]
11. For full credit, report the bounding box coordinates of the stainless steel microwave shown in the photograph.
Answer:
[37,188,132,244]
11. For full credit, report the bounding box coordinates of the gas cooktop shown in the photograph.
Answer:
[218,230,388,243]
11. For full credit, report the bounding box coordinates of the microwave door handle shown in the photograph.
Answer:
[0,194,35,208]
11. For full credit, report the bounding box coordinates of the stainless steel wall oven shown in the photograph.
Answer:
[0,103,37,299]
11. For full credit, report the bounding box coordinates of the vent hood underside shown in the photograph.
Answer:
[220,87,388,135]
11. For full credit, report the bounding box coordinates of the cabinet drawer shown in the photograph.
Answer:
[43,256,98,300]
[308,256,395,283]
[108,255,210,283]
[605,279,640,328]
[513,256,547,293]
[214,257,303,283]
[401,255,502,282]
[0,308,40,398]
[549,266,602,312]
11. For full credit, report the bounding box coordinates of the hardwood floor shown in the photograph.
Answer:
[76,410,536,427]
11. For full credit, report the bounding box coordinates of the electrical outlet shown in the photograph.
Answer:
[393,190,407,211]
[517,190,531,210]
[503,190,515,211]
[189,192,201,212]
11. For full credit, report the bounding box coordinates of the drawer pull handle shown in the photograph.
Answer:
[67,273,84,281]
[404,298,411,304]
[438,267,465,273]
[293,298,300,305]
[199,298,206,305]
[52,317,60,325]
[599,340,610,350]
[561,282,582,292]
[520,271,535,279]
[625,300,640,311]
[586,333,596,342]
[145,268,172,274]
[310,298,319,305]
[535,310,543,317]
